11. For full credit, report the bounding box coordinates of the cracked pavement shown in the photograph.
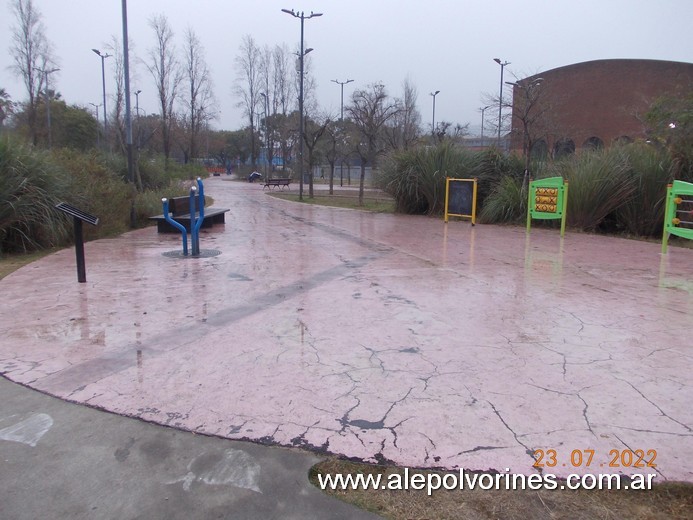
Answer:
[1,178,691,482]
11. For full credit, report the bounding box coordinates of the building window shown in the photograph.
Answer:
[530,139,548,159]
[554,138,575,158]
[583,136,604,150]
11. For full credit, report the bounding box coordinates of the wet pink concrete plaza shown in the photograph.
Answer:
[1,178,692,482]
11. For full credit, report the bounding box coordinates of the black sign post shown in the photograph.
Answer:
[55,203,99,283]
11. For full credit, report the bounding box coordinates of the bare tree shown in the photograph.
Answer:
[272,44,296,171]
[107,36,147,189]
[481,89,513,149]
[506,75,551,189]
[346,83,400,205]
[385,77,421,150]
[108,36,126,155]
[9,0,56,145]
[181,27,216,163]
[256,45,275,177]
[233,35,262,168]
[303,112,331,197]
[272,44,293,116]
[146,14,181,164]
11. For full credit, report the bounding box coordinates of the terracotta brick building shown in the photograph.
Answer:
[507,59,693,157]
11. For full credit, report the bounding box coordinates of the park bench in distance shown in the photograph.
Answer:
[263,177,292,190]
[149,195,229,233]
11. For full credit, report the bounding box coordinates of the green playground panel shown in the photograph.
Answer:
[526,176,568,236]
[662,180,693,253]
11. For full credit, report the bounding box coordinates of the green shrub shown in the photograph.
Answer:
[548,148,635,231]
[614,143,673,237]
[51,149,132,238]
[479,175,526,224]
[473,149,525,207]
[474,145,676,233]
[0,139,72,253]
[138,155,207,190]
[133,183,190,224]
[380,143,505,215]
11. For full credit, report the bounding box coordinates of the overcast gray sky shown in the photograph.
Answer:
[2,0,692,135]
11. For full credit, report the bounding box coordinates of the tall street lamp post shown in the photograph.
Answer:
[89,102,102,146]
[92,49,112,145]
[331,78,353,188]
[35,67,59,148]
[134,89,141,118]
[121,0,136,227]
[134,89,141,149]
[282,8,323,202]
[260,92,270,180]
[493,58,510,149]
[480,105,492,144]
[430,90,440,137]
[331,78,353,120]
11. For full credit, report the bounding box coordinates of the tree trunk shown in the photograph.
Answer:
[329,162,335,195]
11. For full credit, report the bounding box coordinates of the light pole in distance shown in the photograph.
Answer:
[331,78,353,188]
[35,67,59,148]
[480,105,493,144]
[493,58,510,149]
[89,102,102,146]
[260,92,270,179]
[430,90,440,137]
[92,48,112,144]
[134,89,141,149]
[281,8,323,201]
[331,78,353,121]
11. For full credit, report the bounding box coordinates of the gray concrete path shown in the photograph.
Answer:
[0,376,380,519]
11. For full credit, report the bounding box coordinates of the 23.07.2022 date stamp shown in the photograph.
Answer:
[533,449,657,469]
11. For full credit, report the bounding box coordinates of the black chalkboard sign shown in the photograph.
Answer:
[444,178,477,224]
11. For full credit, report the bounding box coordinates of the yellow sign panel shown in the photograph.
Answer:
[534,188,559,212]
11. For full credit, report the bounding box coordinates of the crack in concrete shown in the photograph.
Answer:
[457,445,509,455]
[614,433,666,481]
[339,388,414,439]
[616,378,692,433]
[487,400,536,462]
[576,393,596,436]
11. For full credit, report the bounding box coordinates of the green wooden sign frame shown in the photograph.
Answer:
[526,176,568,237]
[662,180,693,253]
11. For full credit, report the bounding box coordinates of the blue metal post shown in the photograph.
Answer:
[196,177,205,221]
[162,198,188,255]
[192,178,205,256]
[189,186,200,256]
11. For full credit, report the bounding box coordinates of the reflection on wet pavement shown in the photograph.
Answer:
[1,178,691,481]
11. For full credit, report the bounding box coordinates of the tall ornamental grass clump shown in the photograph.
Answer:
[548,148,635,231]
[0,139,72,253]
[0,141,196,254]
[379,143,519,215]
[614,143,673,237]
[138,154,206,190]
[379,143,460,214]
[478,175,526,224]
[477,144,675,235]
[52,149,132,238]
